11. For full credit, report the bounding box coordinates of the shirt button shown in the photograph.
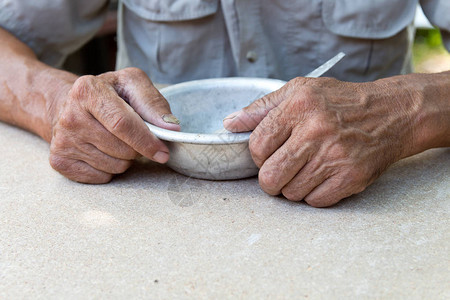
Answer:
[246,51,258,63]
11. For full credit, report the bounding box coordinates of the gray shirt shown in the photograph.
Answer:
[1,0,449,83]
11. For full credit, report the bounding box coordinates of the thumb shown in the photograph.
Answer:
[100,68,181,131]
[223,88,286,132]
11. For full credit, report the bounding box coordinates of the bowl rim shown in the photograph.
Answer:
[145,77,287,144]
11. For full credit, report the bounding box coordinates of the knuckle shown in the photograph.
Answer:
[69,75,96,100]
[306,188,348,207]
[99,174,114,184]
[50,154,113,184]
[317,77,340,86]
[243,96,268,113]
[291,76,310,87]
[258,169,281,194]
[74,172,112,184]
[114,160,132,174]
[282,88,317,116]
[343,167,368,187]
[83,173,113,184]
[302,122,322,139]
[281,188,302,202]
[50,133,69,151]
[49,154,67,172]
[248,137,266,166]
[266,107,283,123]
[304,118,334,139]
[297,86,318,105]
[124,67,147,79]
[304,197,331,208]
[293,76,339,88]
[58,110,83,131]
[257,95,273,110]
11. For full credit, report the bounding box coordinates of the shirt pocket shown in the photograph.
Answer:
[321,0,417,39]
[120,0,227,83]
[121,0,219,21]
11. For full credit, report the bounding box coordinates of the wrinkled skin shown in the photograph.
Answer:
[1,28,448,203]
[49,68,181,183]
[0,28,182,184]
[224,75,450,207]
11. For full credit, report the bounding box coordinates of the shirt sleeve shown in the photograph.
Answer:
[420,0,450,52]
[0,0,109,67]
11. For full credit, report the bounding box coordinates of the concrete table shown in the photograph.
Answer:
[0,121,449,299]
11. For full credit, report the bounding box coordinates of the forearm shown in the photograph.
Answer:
[0,27,77,142]
[375,71,450,158]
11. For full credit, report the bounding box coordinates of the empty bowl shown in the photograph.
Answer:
[146,77,286,180]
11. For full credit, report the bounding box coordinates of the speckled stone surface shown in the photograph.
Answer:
[0,121,449,299]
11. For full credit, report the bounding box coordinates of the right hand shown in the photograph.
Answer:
[49,68,180,183]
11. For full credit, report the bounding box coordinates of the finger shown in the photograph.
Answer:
[73,142,133,174]
[86,117,138,160]
[303,176,360,208]
[257,133,316,195]
[71,77,170,163]
[100,68,181,131]
[223,77,319,132]
[54,104,138,161]
[49,155,113,184]
[248,99,299,167]
[280,159,330,202]
[223,86,287,132]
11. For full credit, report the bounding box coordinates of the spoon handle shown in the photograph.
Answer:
[305,52,346,78]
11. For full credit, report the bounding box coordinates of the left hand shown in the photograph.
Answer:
[223,77,421,207]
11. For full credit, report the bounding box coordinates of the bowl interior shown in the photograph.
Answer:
[165,78,285,133]
[147,78,286,144]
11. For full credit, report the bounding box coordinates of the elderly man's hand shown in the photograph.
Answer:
[49,68,180,184]
[223,75,445,207]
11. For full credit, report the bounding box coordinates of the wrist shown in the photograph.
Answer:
[376,72,450,158]
[17,59,77,142]
[412,72,450,153]
[35,64,77,141]
[0,27,78,142]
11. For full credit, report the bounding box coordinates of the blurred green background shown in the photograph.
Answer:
[413,29,450,73]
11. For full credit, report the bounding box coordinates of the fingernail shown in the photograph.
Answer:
[162,114,180,125]
[153,151,169,164]
[223,110,241,121]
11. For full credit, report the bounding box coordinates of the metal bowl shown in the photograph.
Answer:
[146,77,286,180]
